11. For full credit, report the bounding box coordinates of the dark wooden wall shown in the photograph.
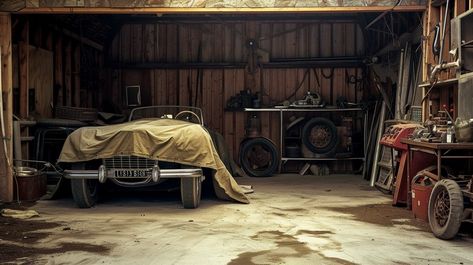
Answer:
[106,19,365,160]
[12,16,104,119]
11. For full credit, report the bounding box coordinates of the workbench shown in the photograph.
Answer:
[400,139,473,207]
[401,139,473,180]
[401,140,473,239]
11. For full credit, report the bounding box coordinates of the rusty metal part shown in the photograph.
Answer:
[433,188,451,227]
[308,125,332,149]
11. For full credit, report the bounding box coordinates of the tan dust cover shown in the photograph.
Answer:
[58,119,249,204]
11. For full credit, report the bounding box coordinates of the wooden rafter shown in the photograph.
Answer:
[15,6,426,14]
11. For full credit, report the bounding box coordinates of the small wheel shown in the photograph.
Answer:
[301,117,338,155]
[70,163,100,208]
[175,110,202,125]
[239,137,278,177]
[428,179,464,240]
[181,178,201,209]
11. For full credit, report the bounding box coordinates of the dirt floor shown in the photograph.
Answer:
[1,174,472,265]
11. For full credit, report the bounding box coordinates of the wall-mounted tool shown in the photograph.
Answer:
[432,24,441,58]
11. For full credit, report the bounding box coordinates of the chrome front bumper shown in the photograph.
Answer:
[64,167,204,183]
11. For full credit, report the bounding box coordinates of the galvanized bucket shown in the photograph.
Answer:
[14,166,46,201]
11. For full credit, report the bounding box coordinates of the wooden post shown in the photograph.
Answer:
[73,44,80,107]
[0,13,14,202]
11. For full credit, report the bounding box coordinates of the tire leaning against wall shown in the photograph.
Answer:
[239,137,279,177]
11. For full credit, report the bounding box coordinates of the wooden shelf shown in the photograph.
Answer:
[419,78,458,88]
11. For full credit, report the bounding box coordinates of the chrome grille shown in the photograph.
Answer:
[103,155,157,169]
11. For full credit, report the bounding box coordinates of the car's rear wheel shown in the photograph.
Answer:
[70,163,100,208]
[181,177,201,209]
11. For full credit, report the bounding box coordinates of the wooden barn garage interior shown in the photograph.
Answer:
[1,1,473,264]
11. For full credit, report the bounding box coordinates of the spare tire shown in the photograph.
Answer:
[240,137,278,177]
[302,117,338,155]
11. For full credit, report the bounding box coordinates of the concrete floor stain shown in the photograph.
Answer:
[228,230,356,265]
[271,212,288,217]
[0,215,110,263]
[269,206,307,213]
[323,203,430,231]
[295,229,333,236]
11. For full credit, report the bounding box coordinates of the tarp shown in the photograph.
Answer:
[58,119,249,204]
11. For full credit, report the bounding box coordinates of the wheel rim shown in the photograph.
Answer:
[245,144,272,171]
[433,187,450,227]
[309,125,332,149]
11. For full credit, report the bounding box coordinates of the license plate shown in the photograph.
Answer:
[114,170,150,178]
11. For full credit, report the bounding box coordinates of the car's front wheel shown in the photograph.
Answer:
[70,163,100,208]
[180,177,201,209]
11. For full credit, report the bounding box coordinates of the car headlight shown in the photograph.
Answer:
[152,164,160,182]
[98,165,107,183]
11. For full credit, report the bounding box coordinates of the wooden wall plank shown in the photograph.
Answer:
[140,70,151,106]
[156,24,165,62]
[54,34,63,106]
[234,69,246,160]
[121,24,131,64]
[167,24,178,62]
[132,24,143,63]
[143,24,156,62]
[456,0,467,15]
[29,46,53,118]
[211,69,224,132]
[19,19,28,118]
[223,24,234,62]
[167,70,178,105]
[309,24,320,57]
[112,20,365,162]
[223,69,235,159]
[178,69,189,106]
[214,24,224,63]
[0,13,13,202]
[64,40,72,106]
[73,44,80,107]
[285,23,297,58]
[178,24,188,63]
[234,23,244,62]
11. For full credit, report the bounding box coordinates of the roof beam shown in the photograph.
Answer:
[0,0,25,12]
[15,6,426,14]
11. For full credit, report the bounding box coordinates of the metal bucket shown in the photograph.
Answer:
[14,166,46,201]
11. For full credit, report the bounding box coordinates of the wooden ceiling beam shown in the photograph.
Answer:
[0,0,25,12]
[15,6,426,15]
